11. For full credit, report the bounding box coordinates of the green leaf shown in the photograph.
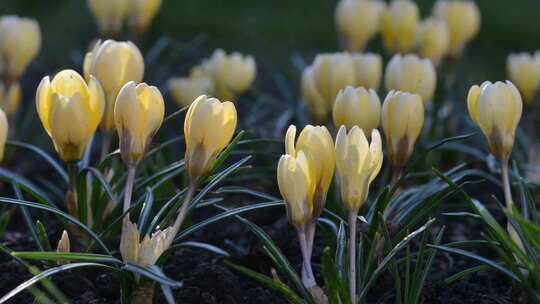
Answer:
[444,265,491,284]
[35,221,53,252]
[225,260,304,304]
[122,264,182,287]
[175,241,230,256]
[12,183,44,251]
[12,252,121,264]
[137,188,154,237]
[7,141,68,183]
[210,131,245,173]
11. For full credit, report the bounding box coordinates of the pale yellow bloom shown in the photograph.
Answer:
[416,18,450,66]
[128,0,162,35]
[36,70,105,162]
[352,53,383,90]
[385,54,437,104]
[202,49,256,100]
[433,0,480,57]
[467,81,522,161]
[335,126,383,212]
[382,90,424,168]
[381,0,419,54]
[120,218,173,267]
[168,76,214,107]
[507,53,540,105]
[285,125,335,217]
[335,0,385,52]
[184,95,237,181]
[85,39,144,132]
[0,16,41,82]
[277,151,314,230]
[114,82,164,166]
[0,108,7,162]
[333,86,381,135]
[0,82,22,116]
[87,0,129,37]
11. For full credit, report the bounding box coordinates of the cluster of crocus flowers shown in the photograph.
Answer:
[87,0,161,37]
[169,49,256,106]
[385,54,437,105]
[301,52,382,123]
[381,0,419,54]
[432,0,480,58]
[507,52,540,106]
[335,0,385,52]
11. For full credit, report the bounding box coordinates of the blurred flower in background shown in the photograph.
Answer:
[335,0,385,52]
[381,0,419,54]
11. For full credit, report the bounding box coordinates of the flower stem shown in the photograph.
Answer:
[123,166,136,215]
[298,229,316,288]
[66,162,78,218]
[100,133,113,161]
[166,182,198,248]
[501,160,513,208]
[348,211,357,304]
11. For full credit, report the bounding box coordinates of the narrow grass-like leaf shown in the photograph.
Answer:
[13,184,43,251]
[12,252,121,264]
[444,265,491,284]
[210,131,245,173]
[175,241,230,257]
[7,141,68,183]
[122,264,182,287]
[137,188,154,237]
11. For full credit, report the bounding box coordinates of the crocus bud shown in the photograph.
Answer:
[335,0,385,52]
[381,0,419,54]
[128,0,162,36]
[301,53,356,122]
[0,16,41,82]
[36,70,105,162]
[467,81,522,161]
[352,53,382,90]
[87,0,129,37]
[184,95,237,181]
[382,91,424,168]
[333,86,381,135]
[433,0,480,57]
[285,125,335,217]
[114,82,164,167]
[202,49,256,100]
[277,151,314,230]
[168,76,214,107]
[335,126,383,212]
[416,18,450,66]
[0,82,21,116]
[0,108,7,162]
[120,218,173,267]
[56,230,71,253]
[85,40,144,132]
[507,53,540,105]
[385,54,436,104]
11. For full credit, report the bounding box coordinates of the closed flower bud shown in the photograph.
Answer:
[381,0,419,54]
[333,86,381,135]
[277,151,315,230]
[385,54,436,104]
[0,108,7,162]
[285,125,335,218]
[36,70,105,162]
[507,53,540,105]
[416,18,450,66]
[352,53,383,90]
[336,0,385,52]
[85,40,144,132]
[168,76,214,107]
[0,81,22,116]
[128,0,162,36]
[87,0,129,37]
[0,16,41,82]
[467,81,522,161]
[184,95,237,181]
[335,126,383,212]
[301,53,356,122]
[120,218,173,267]
[114,81,164,167]
[433,0,480,57]
[382,91,424,168]
[203,49,256,100]
[56,230,71,253]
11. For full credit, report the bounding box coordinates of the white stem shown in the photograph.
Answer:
[298,229,316,288]
[501,160,513,209]
[123,166,136,215]
[165,183,197,248]
[348,211,357,304]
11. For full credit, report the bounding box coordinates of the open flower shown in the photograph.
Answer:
[0,108,7,162]
[381,0,419,54]
[120,218,174,267]
[416,18,450,66]
[335,0,385,52]
[0,82,21,116]
[507,53,540,105]
[285,125,335,217]
[84,39,144,132]
[467,81,522,161]
[382,90,424,168]
[433,0,480,57]
[0,16,41,82]
[114,81,165,166]
[333,86,381,135]
[36,70,105,162]
[87,0,129,37]
[335,126,383,212]
[128,0,162,35]
[184,95,237,181]
[385,54,436,104]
